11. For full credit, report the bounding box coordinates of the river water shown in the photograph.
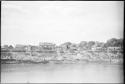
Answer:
[1,63,123,83]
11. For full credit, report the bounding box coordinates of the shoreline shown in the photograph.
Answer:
[1,59,123,65]
[1,51,123,65]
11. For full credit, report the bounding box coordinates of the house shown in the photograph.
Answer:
[25,45,32,52]
[56,46,64,52]
[1,48,9,52]
[91,47,105,51]
[14,44,26,52]
[31,46,39,51]
[91,42,105,51]
[3,45,9,49]
[25,45,40,56]
[39,42,56,53]
[107,47,122,51]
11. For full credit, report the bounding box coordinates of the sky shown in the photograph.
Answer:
[1,1,124,46]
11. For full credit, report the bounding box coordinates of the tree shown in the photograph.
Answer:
[116,38,123,47]
[8,45,14,49]
[60,42,72,50]
[87,41,96,49]
[105,38,123,47]
[95,42,105,47]
[78,41,87,49]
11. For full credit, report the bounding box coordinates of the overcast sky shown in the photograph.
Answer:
[1,1,124,46]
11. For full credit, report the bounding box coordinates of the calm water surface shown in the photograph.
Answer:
[1,63,123,83]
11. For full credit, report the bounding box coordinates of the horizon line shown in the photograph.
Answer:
[1,37,123,46]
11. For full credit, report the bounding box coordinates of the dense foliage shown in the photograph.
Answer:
[104,38,123,48]
[2,38,123,50]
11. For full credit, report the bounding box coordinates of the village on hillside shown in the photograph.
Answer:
[1,38,123,64]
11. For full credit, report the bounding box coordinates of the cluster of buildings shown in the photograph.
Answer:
[1,42,123,54]
[1,42,56,52]
[1,42,123,63]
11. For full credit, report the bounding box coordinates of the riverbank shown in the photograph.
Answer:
[1,51,123,64]
[1,58,123,65]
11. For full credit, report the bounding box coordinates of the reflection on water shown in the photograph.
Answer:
[1,63,123,83]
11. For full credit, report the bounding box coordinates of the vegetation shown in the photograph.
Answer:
[1,38,123,64]
[104,38,123,48]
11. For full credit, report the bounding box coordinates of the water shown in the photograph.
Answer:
[1,63,123,83]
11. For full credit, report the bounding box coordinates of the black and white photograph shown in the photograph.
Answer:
[1,1,124,83]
